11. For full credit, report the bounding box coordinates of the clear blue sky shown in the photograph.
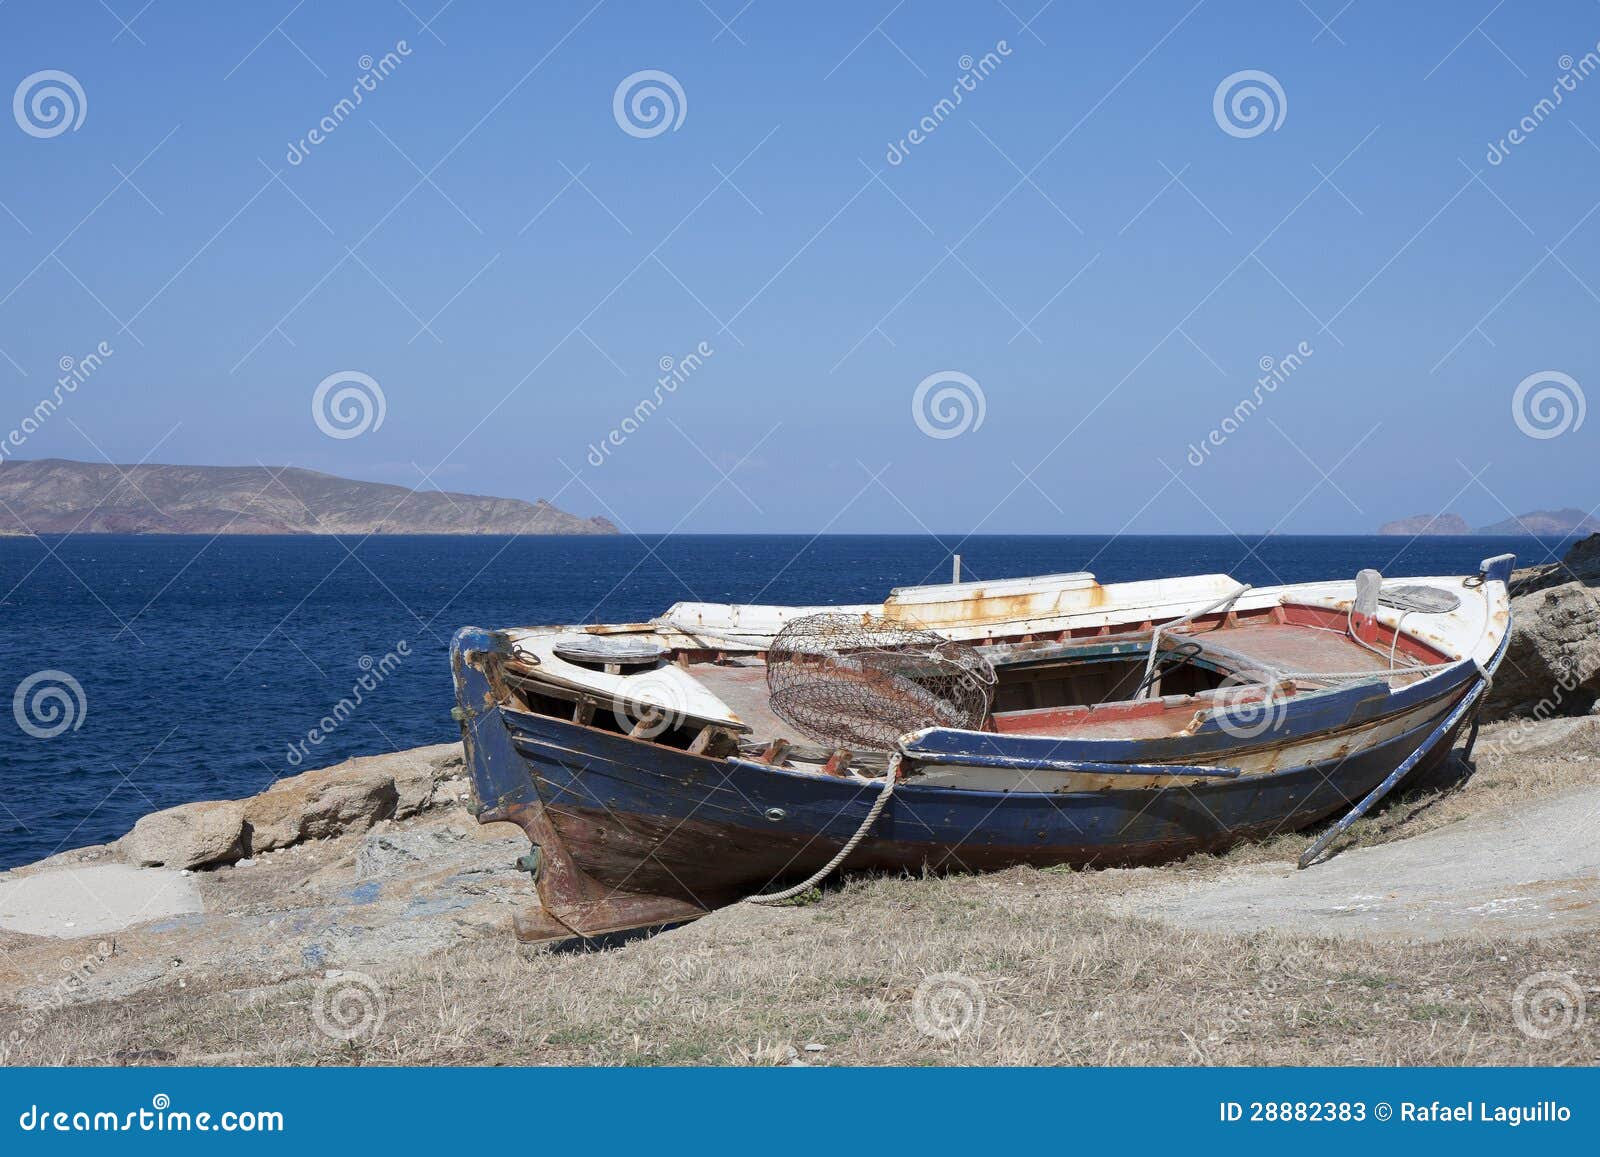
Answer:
[2,1,1597,534]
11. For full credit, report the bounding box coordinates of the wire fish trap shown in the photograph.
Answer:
[765,613,998,751]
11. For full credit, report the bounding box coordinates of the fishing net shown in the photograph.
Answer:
[765,613,997,751]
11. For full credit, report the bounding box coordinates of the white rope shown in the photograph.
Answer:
[745,753,900,905]
[1239,660,1459,685]
[1137,584,1252,698]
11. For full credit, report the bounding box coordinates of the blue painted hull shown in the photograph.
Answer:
[495,695,1467,901]
[450,624,1483,933]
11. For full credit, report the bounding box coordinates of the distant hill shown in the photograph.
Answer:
[1476,508,1600,536]
[1379,508,1599,536]
[1377,513,1471,536]
[0,459,617,536]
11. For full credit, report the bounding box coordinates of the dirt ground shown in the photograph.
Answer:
[2,719,1598,1067]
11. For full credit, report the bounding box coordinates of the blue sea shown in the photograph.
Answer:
[0,533,1568,868]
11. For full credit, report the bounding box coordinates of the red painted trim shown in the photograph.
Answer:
[990,683,1291,734]
[1279,603,1449,663]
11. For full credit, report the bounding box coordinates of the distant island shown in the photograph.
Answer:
[0,459,617,536]
[1379,508,1600,536]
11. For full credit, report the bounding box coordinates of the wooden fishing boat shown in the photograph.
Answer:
[450,554,1514,943]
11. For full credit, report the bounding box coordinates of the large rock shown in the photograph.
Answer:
[1485,534,1600,720]
[123,799,249,869]
[107,746,466,868]
[238,747,462,852]
[1507,532,1600,596]
[393,749,463,818]
[243,764,399,852]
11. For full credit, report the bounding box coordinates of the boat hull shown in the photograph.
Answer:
[453,637,1473,940]
[500,695,1467,906]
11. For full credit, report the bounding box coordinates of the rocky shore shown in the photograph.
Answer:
[0,744,537,1010]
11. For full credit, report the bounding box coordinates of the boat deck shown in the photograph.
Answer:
[692,659,809,744]
[692,620,1408,746]
[1176,620,1393,677]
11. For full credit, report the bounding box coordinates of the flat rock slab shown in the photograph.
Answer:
[1115,785,1600,942]
[0,865,203,937]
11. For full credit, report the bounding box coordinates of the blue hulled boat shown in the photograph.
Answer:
[450,555,1514,942]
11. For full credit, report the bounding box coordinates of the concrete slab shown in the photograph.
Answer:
[1115,785,1600,941]
[0,865,203,937]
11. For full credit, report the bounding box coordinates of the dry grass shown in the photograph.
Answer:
[12,870,1599,1068]
[8,720,1600,1068]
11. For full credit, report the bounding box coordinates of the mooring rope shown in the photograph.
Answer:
[745,753,901,905]
[1137,584,1253,698]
